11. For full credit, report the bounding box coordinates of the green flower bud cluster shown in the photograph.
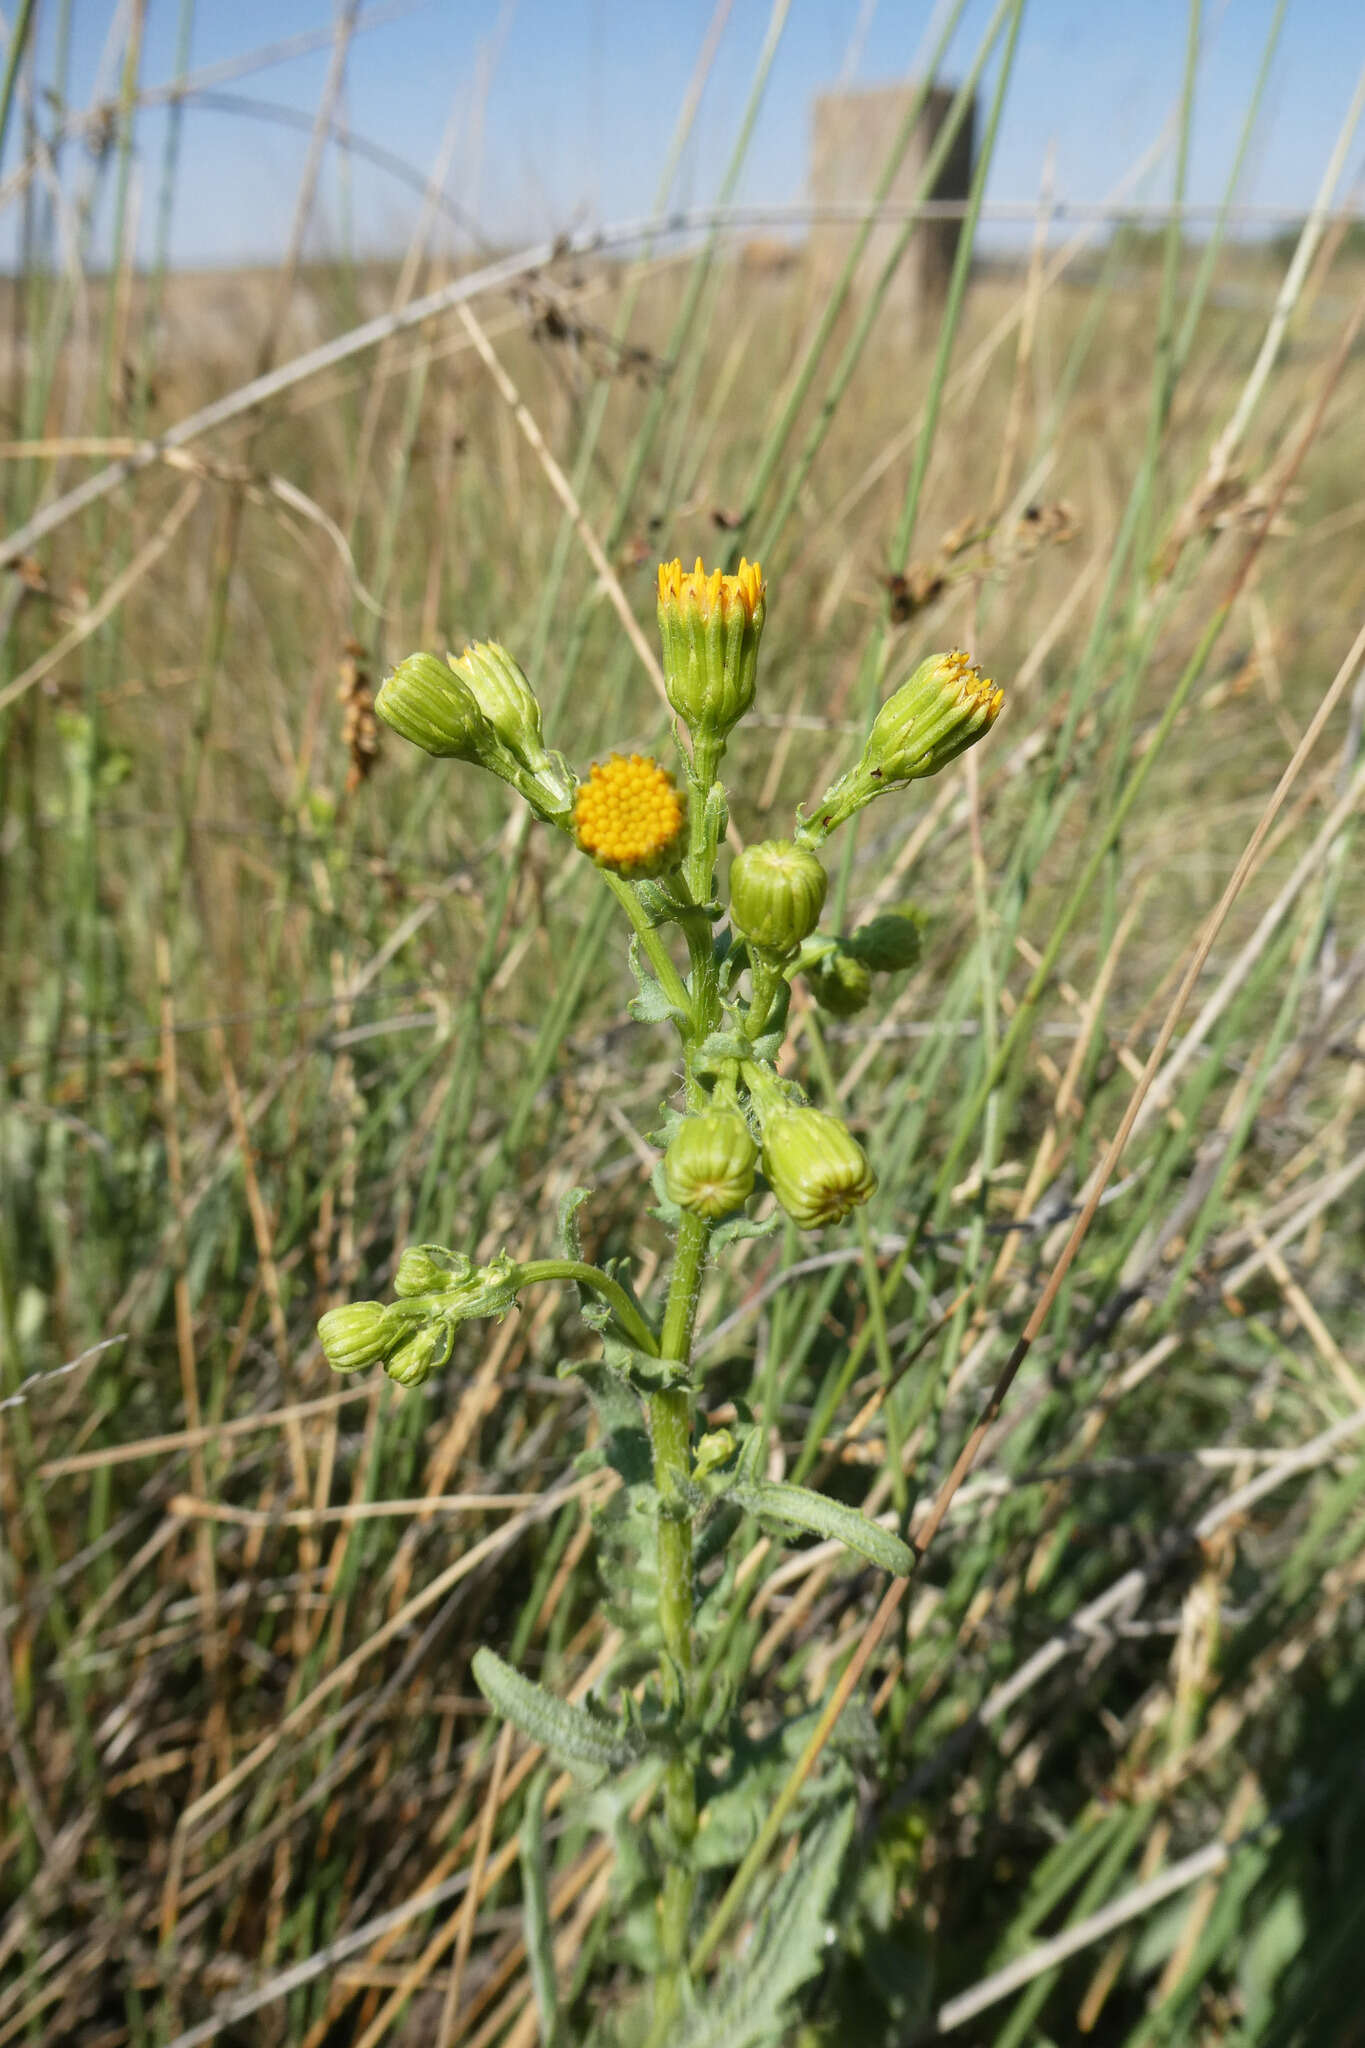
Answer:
[661,1065,876,1232]
[727,846,921,1030]
[376,642,575,823]
[317,1247,519,1388]
[798,908,924,1017]
[800,650,1003,845]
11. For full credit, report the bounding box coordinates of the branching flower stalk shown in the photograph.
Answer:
[317,573,1002,2041]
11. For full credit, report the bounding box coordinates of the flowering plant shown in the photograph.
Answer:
[319,561,1001,2040]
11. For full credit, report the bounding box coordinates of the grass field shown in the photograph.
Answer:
[2,6,1365,2044]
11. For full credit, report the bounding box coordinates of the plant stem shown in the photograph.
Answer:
[746,952,788,1038]
[516,1259,660,1357]
[599,867,694,1022]
[643,713,727,2035]
[648,1194,712,2037]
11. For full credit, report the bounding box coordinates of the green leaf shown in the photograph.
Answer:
[649,1160,686,1232]
[632,878,677,923]
[671,1804,855,2048]
[648,1102,688,1150]
[710,1208,783,1253]
[730,1480,912,1577]
[557,1353,644,1444]
[629,976,686,1025]
[604,1328,697,1393]
[472,1648,647,1780]
[695,1027,753,1069]
[593,1480,662,1643]
[519,1769,562,2047]
[628,937,689,1025]
[703,781,729,855]
[558,1186,591,1263]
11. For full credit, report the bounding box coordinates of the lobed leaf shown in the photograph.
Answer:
[709,1208,783,1253]
[671,1803,855,2048]
[628,936,689,1025]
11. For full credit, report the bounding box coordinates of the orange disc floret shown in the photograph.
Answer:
[573,752,685,878]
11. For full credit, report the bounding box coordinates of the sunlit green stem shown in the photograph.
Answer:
[648,742,726,2026]
[649,1206,711,2031]
[746,951,789,1038]
[598,868,694,1021]
[515,1260,659,1358]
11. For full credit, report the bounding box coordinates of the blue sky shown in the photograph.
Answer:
[13,1,1365,269]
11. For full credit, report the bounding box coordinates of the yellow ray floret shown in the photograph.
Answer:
[657,555,765,623]
[941,647,1004,722]
[573,752,685,878]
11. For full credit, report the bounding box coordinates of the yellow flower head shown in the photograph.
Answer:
[657,555,765,626]
[656,557,767,745]
[573,752,685,878]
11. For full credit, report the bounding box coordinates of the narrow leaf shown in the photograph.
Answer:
[731,1480,912,1577]
[520,1768,562,2048]
[558,1186,591,1262]
[472,1648,646,1778]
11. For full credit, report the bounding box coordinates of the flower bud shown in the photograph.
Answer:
[759,1105,877,1231]
[656,556,766,747]
[802,650,1003,841]
[865,650,1002,782]
[376,652,496,762]
[694,1428,737,1479]
[573,752,685,879]
[845,908,924,974]
[385,1318,456,1388]
[317,1300,397,1374]
[394,1244,473,1297]
[728,840,828,953]
[664,1109,759,1220]
[806,949,872,1017]
[449,642,543,761]
[449,643,575,817]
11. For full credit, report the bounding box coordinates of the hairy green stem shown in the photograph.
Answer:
[685,737,722,878]
[644,738,727,2029]
[649,1206,711,2033]
[746,952,788,1038]
[516,1259,659,1358]
[599,868,694,1022]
